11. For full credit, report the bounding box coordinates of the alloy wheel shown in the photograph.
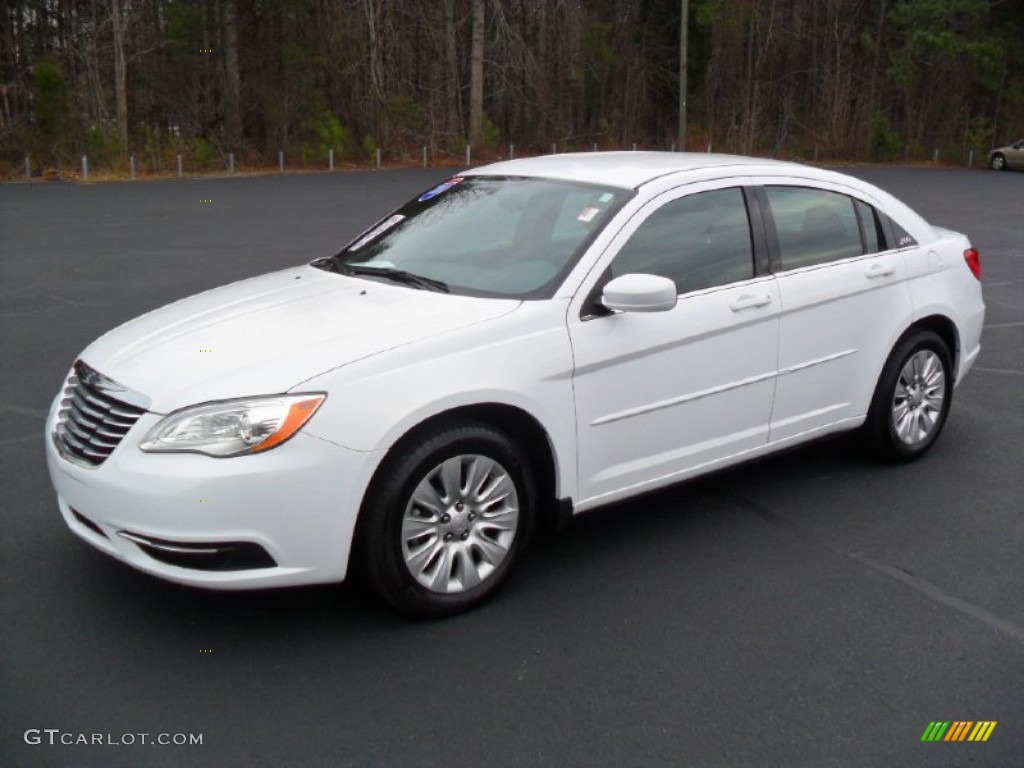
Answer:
[892,350,946,445]
[401,454,520,593]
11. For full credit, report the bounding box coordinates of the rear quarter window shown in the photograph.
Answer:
[881,213,919,249]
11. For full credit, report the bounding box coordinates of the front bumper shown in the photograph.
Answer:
[46,406,380,590]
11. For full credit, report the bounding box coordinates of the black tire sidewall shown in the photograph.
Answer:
[868,330,953,462]
[358,421,535,617]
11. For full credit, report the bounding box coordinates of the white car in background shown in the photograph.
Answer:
[46,153,984,616]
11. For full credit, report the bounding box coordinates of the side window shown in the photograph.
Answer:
[764,187,863,270]
[855,200,882,254]
[610,188,754,294]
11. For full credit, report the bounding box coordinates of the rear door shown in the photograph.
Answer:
[756,183,914,443]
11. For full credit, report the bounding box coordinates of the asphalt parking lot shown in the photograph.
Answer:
[1,164,1022,767]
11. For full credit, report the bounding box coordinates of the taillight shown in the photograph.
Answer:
[963,248,981,280]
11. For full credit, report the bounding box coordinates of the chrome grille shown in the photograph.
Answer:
[54,360,150,467]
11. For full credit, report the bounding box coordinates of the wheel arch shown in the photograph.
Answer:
[351,402,570,568]
[907,314,960,380]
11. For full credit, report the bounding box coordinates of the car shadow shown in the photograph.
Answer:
[67,433,871,641]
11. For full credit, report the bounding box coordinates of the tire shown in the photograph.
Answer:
[990,153,1006,171]
[862,330,953,463]
[355,420,535,617]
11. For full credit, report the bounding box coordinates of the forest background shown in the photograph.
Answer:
[2,0,1022,177]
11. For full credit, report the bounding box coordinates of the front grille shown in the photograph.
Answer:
[54,360,150,467]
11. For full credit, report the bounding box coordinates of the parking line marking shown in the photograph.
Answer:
[983,321,1024,329]
[719,488,1024,646]
[974,367,1024,377]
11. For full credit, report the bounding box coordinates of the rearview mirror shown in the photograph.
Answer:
[601,274,678,313]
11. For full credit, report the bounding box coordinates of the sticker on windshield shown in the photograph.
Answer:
[417,177,464,202]
[349,214,405,250]
[577,207,600,223]
[598,192,614,203]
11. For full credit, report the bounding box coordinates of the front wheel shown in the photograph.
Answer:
[862,330,953,462]
[356,420,535,617]
[990,153,1006,171]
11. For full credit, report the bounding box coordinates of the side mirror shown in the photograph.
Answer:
[601,273,678,313]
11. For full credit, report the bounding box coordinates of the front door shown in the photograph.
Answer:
[569,184,779,508]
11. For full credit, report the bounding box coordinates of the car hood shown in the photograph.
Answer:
[79,265,520,412]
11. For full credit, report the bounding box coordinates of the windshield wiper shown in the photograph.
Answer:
[332,262,450,293]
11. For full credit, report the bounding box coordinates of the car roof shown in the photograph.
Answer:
[466,151,805,190]
[464,150,939,247]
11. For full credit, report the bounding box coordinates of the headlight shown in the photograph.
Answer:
[140,394,326,457]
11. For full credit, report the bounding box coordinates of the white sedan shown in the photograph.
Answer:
[46,153,984,616]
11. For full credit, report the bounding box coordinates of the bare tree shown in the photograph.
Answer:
[469,0,484,148]
[109,0,128,157]
[224,0,241,152]
[678,0,688,150]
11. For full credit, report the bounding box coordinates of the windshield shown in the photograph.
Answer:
[331,176,630,298]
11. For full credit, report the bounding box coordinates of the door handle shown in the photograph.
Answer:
[729,293,772,311]
[865,263,895,279]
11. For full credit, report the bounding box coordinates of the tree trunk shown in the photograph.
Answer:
[110,0,128,157]
[224,0,241,151]
[469,0,484,148]
[678,0,688,150]
[860,0,887,155]
[444,0,462,140]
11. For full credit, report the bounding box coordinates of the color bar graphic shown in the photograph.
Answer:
[967,721,997,742]
[921,720,996,742]
[944,721,972,741]
[921,721,949,741]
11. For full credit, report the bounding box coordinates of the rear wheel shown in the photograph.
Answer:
[991,153,1006,171]
[356,420,535,617]
[863,330,953,462]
